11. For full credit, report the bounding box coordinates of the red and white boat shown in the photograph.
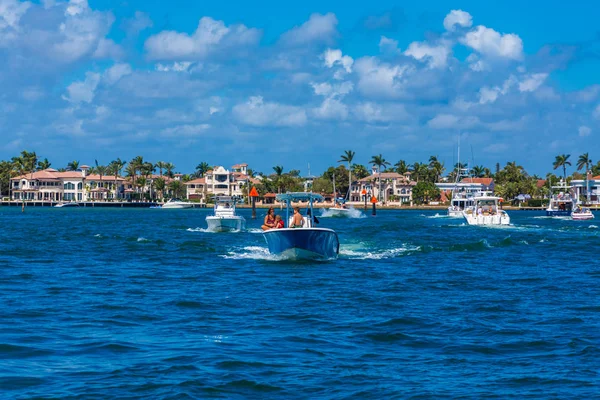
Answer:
[571,207,595,221]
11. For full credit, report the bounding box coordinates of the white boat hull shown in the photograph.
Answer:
[463,211,510,226]
[206,216,245,232]
[162,203,193,209]
[571,212,594,221]
[327,208,352,216]
[447,208,463,218]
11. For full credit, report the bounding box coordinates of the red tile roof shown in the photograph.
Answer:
[536,179,547,188]
[186,178,206,184]
[461,177,494,186]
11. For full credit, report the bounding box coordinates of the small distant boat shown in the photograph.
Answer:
[54,202,79,208]
[161,198,193,209]
[546,180,574,217]
[263,192,339,260]
[328,198,352,216]
[571,206,595,221]
[463,192,510,226]
[206,196,245,232]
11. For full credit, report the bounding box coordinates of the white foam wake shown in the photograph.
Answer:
[221,246,284,261]
[340,245,421,260]
[320,208,366,219]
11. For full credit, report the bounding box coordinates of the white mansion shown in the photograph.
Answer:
[185,164,260,200]
[349,167,416,205]
[10,166,126,202]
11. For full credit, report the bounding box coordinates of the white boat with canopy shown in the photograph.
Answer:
[161,198,194,209]
[463,192,510,226]
[205,196,246,232]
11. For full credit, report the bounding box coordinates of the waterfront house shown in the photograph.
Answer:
[185,164,259,201]
[10,166,126,202]
[351,167,416,205]
[571,174,600,204]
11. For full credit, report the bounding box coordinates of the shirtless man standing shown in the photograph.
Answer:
[290,207,304,228]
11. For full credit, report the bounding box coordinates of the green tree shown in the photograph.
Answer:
[67,160,80,171]
[394,160,408,175]
[37,158,51,170]
[164,162,175,178]
[109,158,126,200]
[428,155,444,183]
[370,154,390,201]
[272,165,284,193]
[155,161,166,176]
[154,178,166,200]
[169,180,185,198]
[553,154,571,182]
[577,153,593,203]
[351,164,370,180]
[338,150,355,199]
[412,182,440,205]
[195,161,211,178]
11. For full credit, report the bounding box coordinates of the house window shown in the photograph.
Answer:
[77,182,83,190]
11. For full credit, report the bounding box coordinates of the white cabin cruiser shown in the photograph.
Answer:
[54,202,79,208]
[206,196,245,232]
[463,192,510,226]
[571,206,595,221]
[448,192,474,218]
[546,181,574,217]
[161,198,194,209]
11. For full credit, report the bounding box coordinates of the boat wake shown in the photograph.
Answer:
[186,227,213,233]
[221,246,286,261]
[423,213,449,219]
[320,208,366,218]
[340,244,423,259]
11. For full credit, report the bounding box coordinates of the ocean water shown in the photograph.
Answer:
[0,206,599,398]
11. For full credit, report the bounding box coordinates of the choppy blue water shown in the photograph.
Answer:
[1,206,599,398]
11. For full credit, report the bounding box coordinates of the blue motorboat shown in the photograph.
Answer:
[263,192,340,260]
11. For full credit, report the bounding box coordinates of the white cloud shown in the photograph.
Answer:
[103,63,132,84]
[594,104,600,120]
[145,16,261,60]
[483,143,509,153]
[353,102,409,123]
[518,73,548,92]
[279,13,338,46]
[461,25,523,60]
[443,10,473,31]
[92,38,123,59]
[579,126,591,137]
[62,72,101,103]
[478,75,517,104]
[322,48,353,73]
[312,98,348,120]
[156,61,193,72]
[311,81,353,97]
[233,96,307,127]
[354,56,413,98]
[0,0,30,30]
[427,114,479,129]
[404,40,451,69]
[65,0,87,16]
[161,124,210,137]
[379,36,400,54]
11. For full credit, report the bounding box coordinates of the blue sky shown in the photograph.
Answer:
[1,0,599,176]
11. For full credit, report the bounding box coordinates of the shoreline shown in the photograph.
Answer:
[2,201,597,212]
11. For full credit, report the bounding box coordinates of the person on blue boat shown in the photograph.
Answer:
[262,207,276,231]
[290,207,304,228]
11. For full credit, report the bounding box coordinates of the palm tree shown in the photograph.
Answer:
[577,153,593,203]
[94,160,108,201]
[169,180,185,198]
[67,160,80,171]
[428,156,444,183]
[164,162,175,178]
[471,165,485,178]
[37,158,51,170]
[370,154,390,202]
[338,150,355,200]
[195,162,211,178]
[394,160,408,175]
[11,156,27,211]
[273,165,284,193]
[553,154,571,182]
[109,158,126,200]
[155,161,166,177]
[154,178,166,200]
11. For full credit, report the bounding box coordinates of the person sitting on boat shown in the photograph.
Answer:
[290,207,305,228]
[274,215,284,229]
[262,207,276,231]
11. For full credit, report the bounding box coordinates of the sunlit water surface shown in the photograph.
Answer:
[0,207,599,398]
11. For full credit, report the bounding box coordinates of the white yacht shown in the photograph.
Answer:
[448,192,474,218]
[546,181,574,217]
[161,198,194,209]
[463,192,510,226]
[206,196,245,232]
[326,175,352,216]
